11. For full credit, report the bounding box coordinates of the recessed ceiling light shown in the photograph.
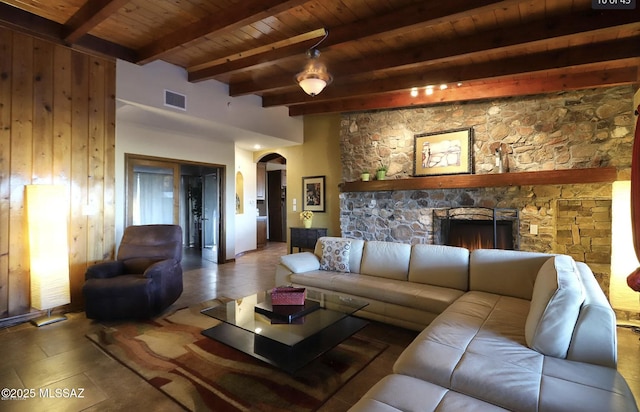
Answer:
[440,84,448,90]
[253,144,261,150]
[410,87,418,97]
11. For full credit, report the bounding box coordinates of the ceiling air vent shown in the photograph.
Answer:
[164,89,186,111]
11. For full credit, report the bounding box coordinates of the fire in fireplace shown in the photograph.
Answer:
[447,220,514,250]
[433,208,519,251]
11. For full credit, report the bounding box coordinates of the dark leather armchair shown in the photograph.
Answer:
[83,224,183,320]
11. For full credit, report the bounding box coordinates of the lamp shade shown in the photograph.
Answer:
[298,78,328,96]
[295,49,332,96]
[26,185,70,310]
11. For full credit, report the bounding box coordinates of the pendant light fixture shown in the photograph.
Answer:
[296,29,332,96]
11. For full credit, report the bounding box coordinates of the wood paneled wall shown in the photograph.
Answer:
[0,27,116,321]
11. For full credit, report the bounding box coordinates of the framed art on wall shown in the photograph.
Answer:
[413,127,473,176]
[302,175,325,212]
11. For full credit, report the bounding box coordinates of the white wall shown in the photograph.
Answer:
[117,60,303,147]
[115,59,302,260]
[235,147,258,255]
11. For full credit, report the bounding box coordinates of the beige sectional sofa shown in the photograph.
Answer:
[276,237,638,412]
[276,238,470,331]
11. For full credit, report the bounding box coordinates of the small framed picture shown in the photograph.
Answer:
[302,176,325,212]
[413,127,473,176]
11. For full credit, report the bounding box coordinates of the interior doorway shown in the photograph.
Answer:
[257,154,287,244]
[125,154,225,263]
[181,165,221,263]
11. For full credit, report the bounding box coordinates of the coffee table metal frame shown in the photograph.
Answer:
[201,289,369,374]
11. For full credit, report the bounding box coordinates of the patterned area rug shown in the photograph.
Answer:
[86,298,387,412]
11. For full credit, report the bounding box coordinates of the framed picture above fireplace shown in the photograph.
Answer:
[413,127,473,176]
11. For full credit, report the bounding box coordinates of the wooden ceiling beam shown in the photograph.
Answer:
[136,0,309,65]
[188,39,315,82]
[0,2,136,62]
[288,67,640,116]
[63,0,130,44]
[230,11,640,96]
[4,0,637,118]
[0,2,63,43]
[71,33,138,61]
[263,36,640,107]
[188,0,522,82]
[188,28,327,73]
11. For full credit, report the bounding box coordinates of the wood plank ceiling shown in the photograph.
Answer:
[1,0,638,116]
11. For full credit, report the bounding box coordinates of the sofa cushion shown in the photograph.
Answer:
[539,356,639,412]
[123,257,160,274]
[289,270,464,315]
[391,289,637,412]
[360,241,411,281]
[408,244,469,290]
[394,291,544,411]
[349,374,510,412]
[469,249,555,300]
[525,255,585,358]
[314,237,365,273]
[319,238,351,272]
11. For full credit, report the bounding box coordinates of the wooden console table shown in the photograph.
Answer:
[290,227,327,254]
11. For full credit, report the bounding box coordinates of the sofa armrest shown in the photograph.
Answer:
[567,262,618,368]
[143,259,180,281]
[276,253,321,286]
[279,252,320,273]
[85,261,124,280]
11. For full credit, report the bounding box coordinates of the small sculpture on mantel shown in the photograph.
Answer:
[495,146,506,173]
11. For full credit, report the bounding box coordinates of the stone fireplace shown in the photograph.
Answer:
[339,184,613,292]
[338,86,634,302]
[433,207,519,251]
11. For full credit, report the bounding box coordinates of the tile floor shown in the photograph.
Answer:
[0,242,638,411]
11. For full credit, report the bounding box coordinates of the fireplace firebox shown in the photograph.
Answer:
[433,207,519,251]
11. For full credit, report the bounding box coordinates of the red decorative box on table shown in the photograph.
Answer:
[270,287,306,305]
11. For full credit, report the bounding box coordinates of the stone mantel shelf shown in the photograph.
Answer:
[339,167,618,193]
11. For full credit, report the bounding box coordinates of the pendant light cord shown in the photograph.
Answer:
[308,29,329,53]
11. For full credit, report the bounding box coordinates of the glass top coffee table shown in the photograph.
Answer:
[201,289,369,374]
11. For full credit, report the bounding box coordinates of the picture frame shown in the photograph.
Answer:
[302,175,325,212]
[413,127,474,176]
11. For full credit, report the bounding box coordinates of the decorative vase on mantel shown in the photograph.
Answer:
[376,164,388,180]
[303,218,312,228]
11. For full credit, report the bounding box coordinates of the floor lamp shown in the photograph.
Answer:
[25,185,71,327]
[624,105,640,336]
